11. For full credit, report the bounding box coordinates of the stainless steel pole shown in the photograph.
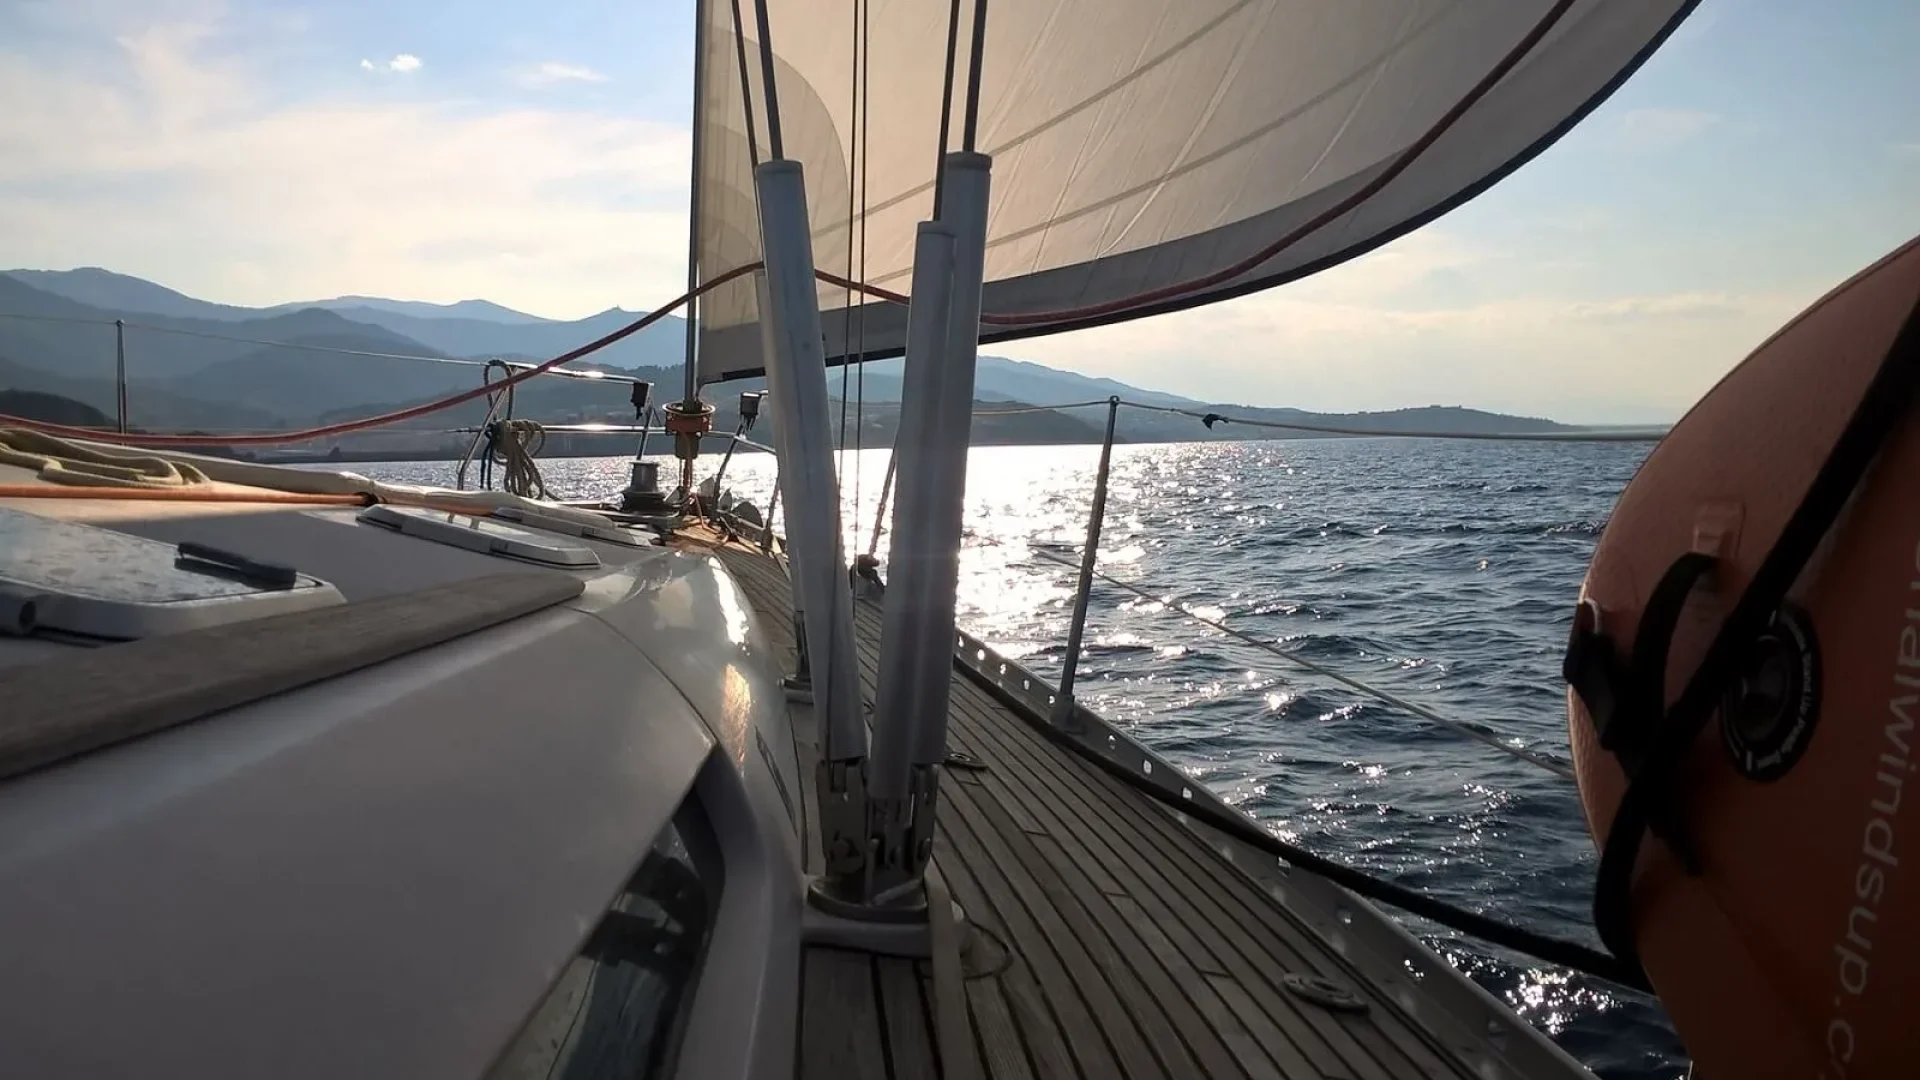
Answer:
[753,159,866,773]
[1053,396,1120,727]
[114,319,127,433]
[866,152,989,897]
[866,450,897,560]
[677,0,712,500]
[869,221,957,806]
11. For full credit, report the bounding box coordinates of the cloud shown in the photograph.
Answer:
[1,14,690,319]
[1008,234,1822,424]
[1613,107,1722,152]
[1564,292,1752,323]
[1891,142,1920,160]
[518,62,609,87]
[360,54,422,74]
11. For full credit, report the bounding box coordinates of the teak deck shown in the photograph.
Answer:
[703,539,1491,1080]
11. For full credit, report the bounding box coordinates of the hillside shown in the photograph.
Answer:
[8,268,684,369]
[0,387,112,428]
[0,266,1598,448]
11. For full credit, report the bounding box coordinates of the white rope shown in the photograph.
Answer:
[490,420,549,499]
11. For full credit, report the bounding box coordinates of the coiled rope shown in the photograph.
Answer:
[483,420,549,499]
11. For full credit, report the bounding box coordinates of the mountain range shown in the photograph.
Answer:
[0,266,1590,452]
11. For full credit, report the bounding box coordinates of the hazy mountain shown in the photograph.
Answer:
[263,296,549,324]
[7,269,551,326]
[1105,402,1577,443]
[4,267,264,321]
[0,355,283,431]
[967,356,1201,410]
[0,266,1598,446]
[323,305,685,369]
[0,274,456,383]
[7,268,689,369]
[0,387,113,428]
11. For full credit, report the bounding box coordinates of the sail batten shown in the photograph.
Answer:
[695,0,1698,384]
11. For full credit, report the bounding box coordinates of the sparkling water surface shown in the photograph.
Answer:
[340,438,1683,1079]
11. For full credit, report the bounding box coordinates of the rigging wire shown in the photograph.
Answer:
[960,0,990,152]
[993,660,1644,988]
[968,529,1576,781]
[930,0,964,218]
[750,0,784,159]
[866,450,897,560]
[1121,400,1668,442]
[835,0,860,522]
[963,397,1666,442]
[725,0,762,166]
[853,0,871,554]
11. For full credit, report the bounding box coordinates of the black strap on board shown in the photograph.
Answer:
[1570,289,1920,971]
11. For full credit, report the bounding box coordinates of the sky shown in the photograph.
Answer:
[1,1,1916,424]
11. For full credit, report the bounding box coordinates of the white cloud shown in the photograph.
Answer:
[1613,107,1722,152]
[0,16,690,319]
[360,54,422,74]
[518,62,609,87]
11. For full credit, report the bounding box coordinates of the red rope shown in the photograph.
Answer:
[0,265,762,447]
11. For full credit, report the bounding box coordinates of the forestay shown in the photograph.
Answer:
[693,0,1696,384]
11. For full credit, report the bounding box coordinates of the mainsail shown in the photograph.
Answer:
[694,0,1697,385]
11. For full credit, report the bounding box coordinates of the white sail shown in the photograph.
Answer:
[695,0,1697,384]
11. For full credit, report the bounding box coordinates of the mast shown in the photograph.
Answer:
[665,0,716,504]
[863,0,990,919]
[682,0,704,416]
[741,0,891,941]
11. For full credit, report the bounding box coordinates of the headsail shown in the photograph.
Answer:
[694,0,1697,384]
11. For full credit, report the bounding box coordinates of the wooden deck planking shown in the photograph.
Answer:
[878,957,939,1080]
[881,598,1470,1080]
[927,655,1428,1080]
[850,603,1446,1080]
[696,539,1484,1080]
[800,948,891,1080]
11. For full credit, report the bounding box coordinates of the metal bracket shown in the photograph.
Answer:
[862,763,943,903]
[803,765,969,957]
[813,759,870,890]
[784,607,814,702]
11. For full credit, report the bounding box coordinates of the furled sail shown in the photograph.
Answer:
[693,0,1697,385]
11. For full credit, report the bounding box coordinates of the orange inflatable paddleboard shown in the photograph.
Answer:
[1567,233,1920,1079]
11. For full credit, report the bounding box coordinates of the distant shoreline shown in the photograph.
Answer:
[230,425,1658,466]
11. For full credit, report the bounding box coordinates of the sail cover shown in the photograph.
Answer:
[693,0,1696,384]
